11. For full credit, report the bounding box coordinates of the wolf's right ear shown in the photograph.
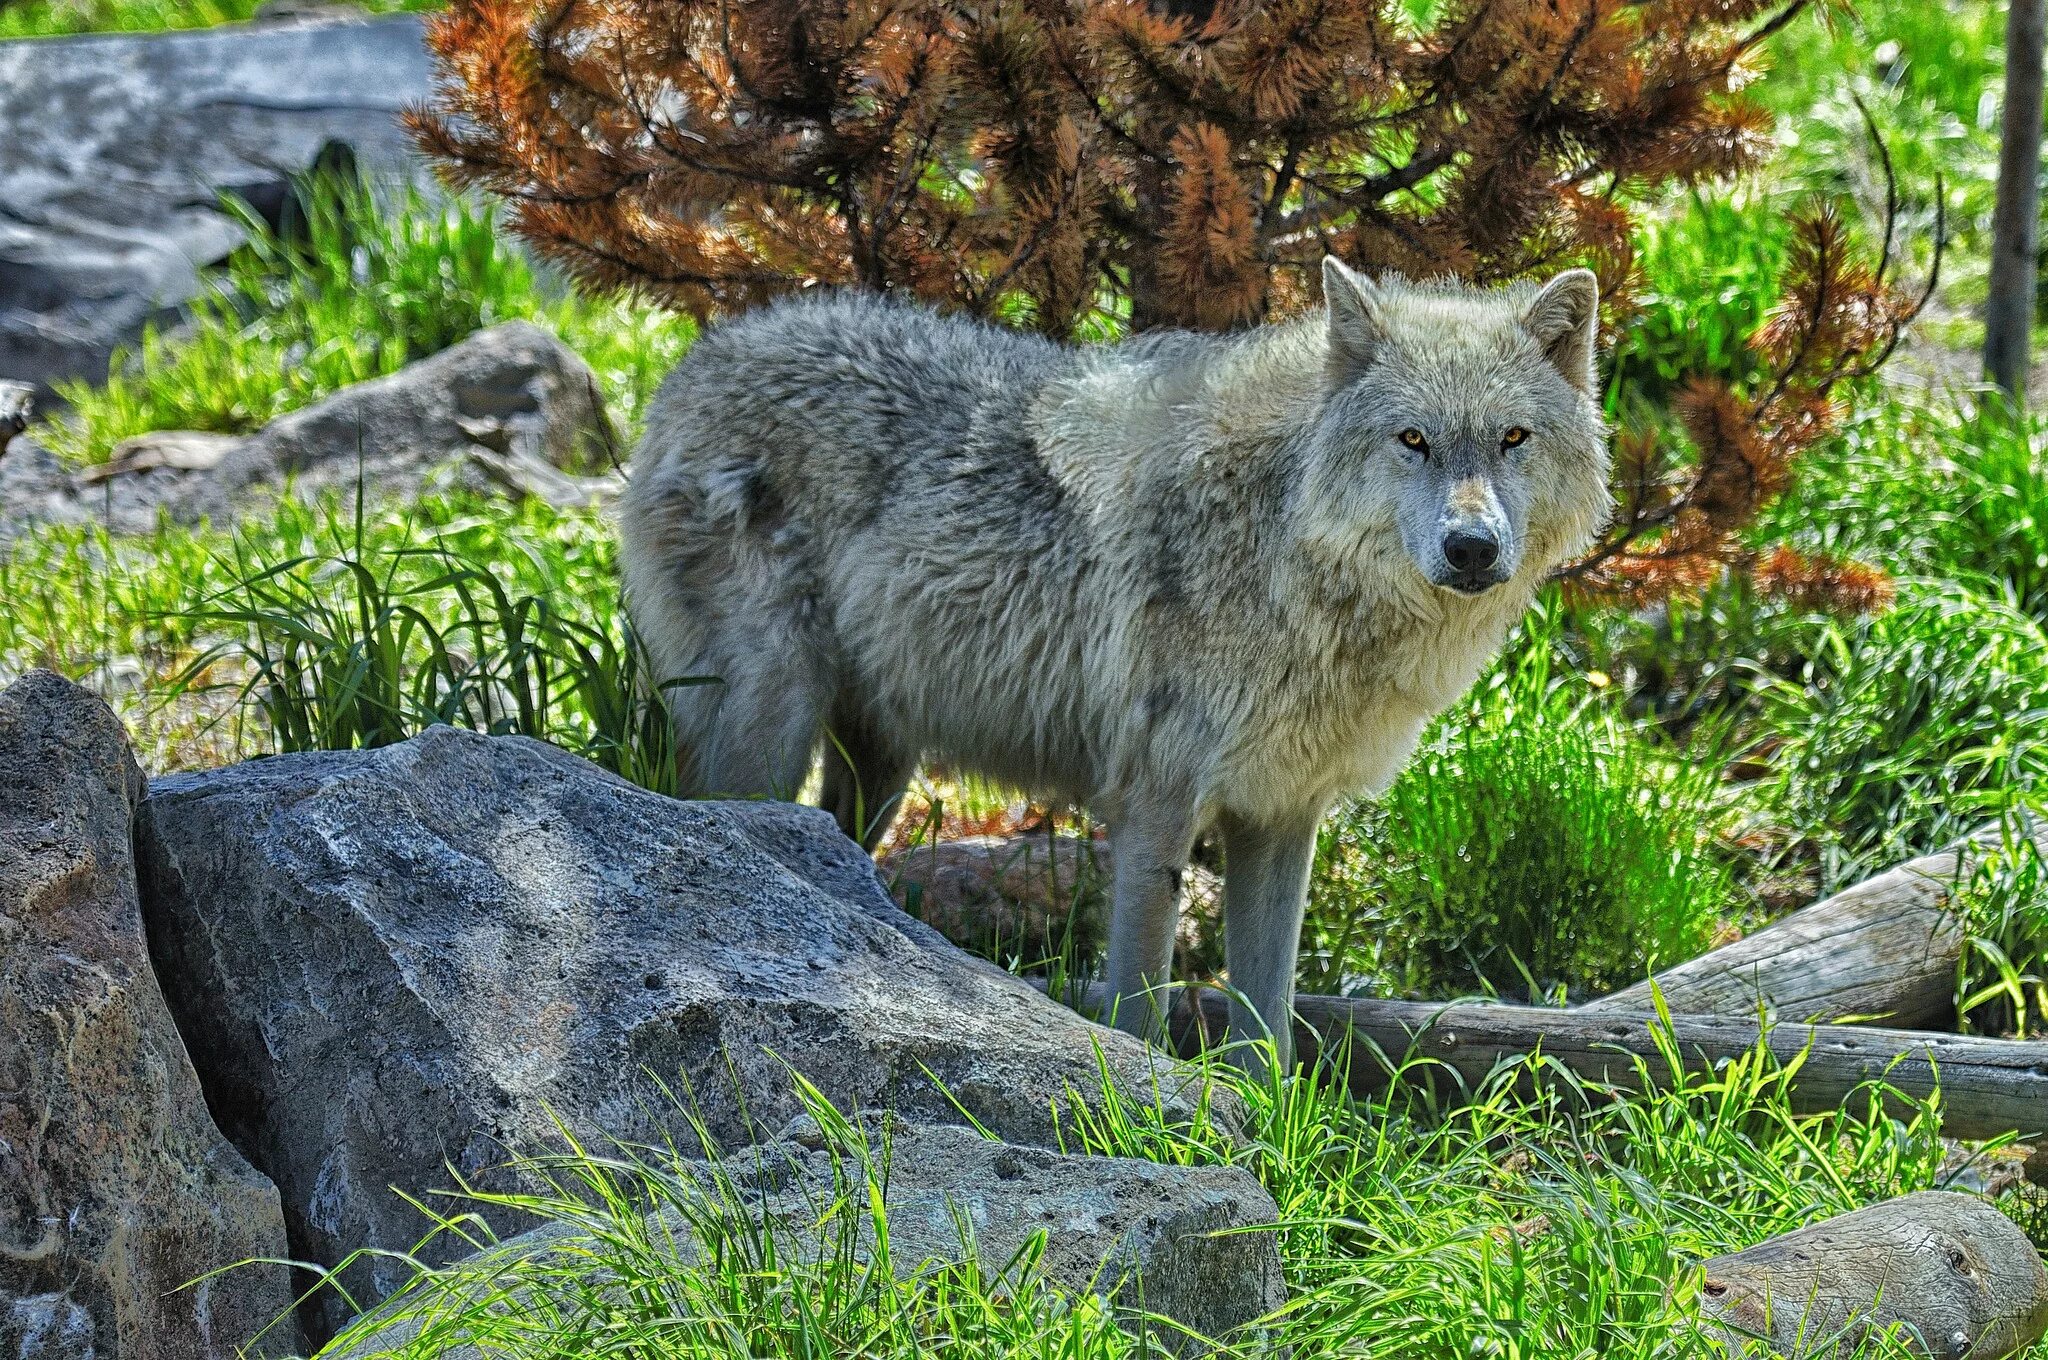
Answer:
[1323,257,1385,381]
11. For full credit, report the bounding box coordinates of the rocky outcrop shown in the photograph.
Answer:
[329,1119,1284,1358]
[0,14,432,392]
[3,322,618,539]
[0,672,297,1357]
[134,726,1215,1342]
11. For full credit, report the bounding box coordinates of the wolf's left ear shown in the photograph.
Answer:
[1522,269,1600,393]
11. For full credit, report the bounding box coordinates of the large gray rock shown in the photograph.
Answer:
[4,322,618,538]
[134,725,1216,1343]
[164,319,617,522]
[0,671,298,1358]
[329,1120,1284,1357]
[0,14,432,392]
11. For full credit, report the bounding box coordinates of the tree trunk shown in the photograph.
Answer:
[1585,819,2048,1027]
[1986,0,2048,398]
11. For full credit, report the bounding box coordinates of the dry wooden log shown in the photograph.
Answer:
[1695,1191,2048,1359]
[1590,818,2048,1027]
[1069,985,2048,1143]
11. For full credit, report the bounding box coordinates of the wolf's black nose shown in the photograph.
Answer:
[1442,529,1499,575]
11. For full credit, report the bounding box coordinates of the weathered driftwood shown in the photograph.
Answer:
[1695,1191,2048,1359]
[1069,985,2048,1143]
[1591,818,2048,1028]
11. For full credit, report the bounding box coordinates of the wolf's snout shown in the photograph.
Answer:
[1441,528,1504,592]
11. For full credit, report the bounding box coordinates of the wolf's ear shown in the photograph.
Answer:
[1522,268,1600,393]
[1323,257,1386,381]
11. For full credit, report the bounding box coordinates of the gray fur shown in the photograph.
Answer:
[618,257,1613,1070]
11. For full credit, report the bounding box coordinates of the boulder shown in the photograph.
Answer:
[134,726,1218,1343]
[1697,1191,2048,1358]
[0,672,297,1358]
[328,1119,1284,1358]
[5,323,620,538]
[0,14,432,392]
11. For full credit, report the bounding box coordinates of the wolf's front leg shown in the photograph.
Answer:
[1101,800,1200,1047]
[1219,809,1321,1077]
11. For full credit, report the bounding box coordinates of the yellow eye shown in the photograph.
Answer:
[1398,428,1428,452]
[1502,427,1529,448]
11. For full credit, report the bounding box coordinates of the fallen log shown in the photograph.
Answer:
[1695,1191,2048,1359]
[1065,985,2048,1143]
[1589,817,2048,1027]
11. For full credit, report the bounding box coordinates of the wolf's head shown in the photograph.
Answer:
[1298,258,1613,596]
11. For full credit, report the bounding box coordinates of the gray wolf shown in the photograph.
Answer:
[618,257,1613,1069]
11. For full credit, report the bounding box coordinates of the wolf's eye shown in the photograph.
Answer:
[1502,427,1529,448]
[1398,428,1429,454]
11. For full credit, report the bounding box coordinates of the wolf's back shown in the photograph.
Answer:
[638,292,1065,500]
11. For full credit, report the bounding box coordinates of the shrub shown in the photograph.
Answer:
[1303,605,1732,1004]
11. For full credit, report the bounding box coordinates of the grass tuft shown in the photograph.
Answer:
[1305,604,1731,1004]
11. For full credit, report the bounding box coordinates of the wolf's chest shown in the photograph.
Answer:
[1205,593,1521,818]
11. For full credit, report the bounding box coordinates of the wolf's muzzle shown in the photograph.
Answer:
[1441,528,1507,594]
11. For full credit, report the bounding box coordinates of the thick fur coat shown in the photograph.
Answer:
[619,258,1613,1067]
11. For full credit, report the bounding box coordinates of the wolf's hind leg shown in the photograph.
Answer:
[692,648,830,802]
[819,705,913,851]
[1218,808,1321,1078]
[1101,800,1200,1047]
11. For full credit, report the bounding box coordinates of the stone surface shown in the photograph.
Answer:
[135,726,1216,1343]
[1697,1191,2048,1359]
[0,671,298,1357]
[328,1120,1284,1358]
[742,1121,1283,1346]
[0,14,432,391]
[2,323,619,539]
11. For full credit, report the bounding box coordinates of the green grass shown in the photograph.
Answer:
[0,490,680,783]
[1753,582,2048,890]
[34,174,691,467]
[0,0,435,39]
[1303,604,1732,1005]
[312,1033,2040,1360]
[1954,816,2048,1040]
